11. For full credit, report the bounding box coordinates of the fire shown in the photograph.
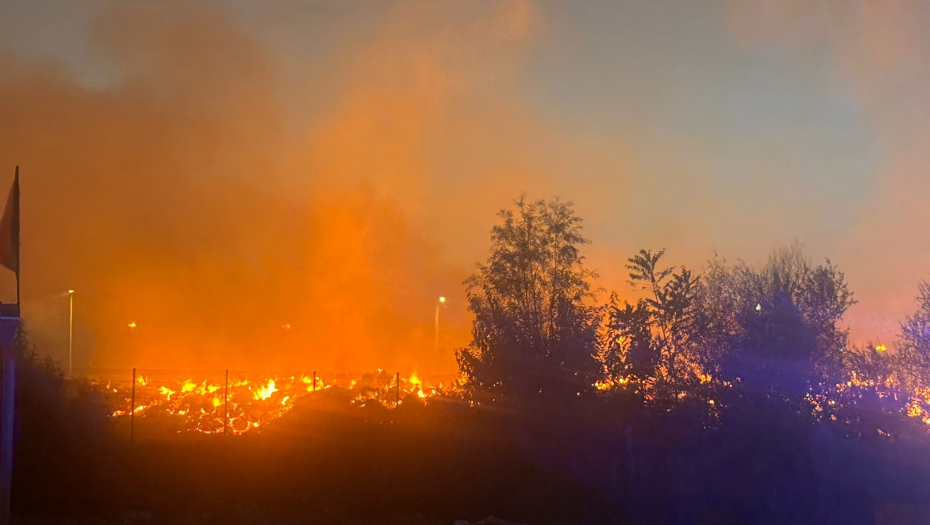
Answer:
[300,375,326,391]
[594,377,630,391]
[98,371,458,435]
[104,364,930,439]
[254,379,278,400]
[159,386,175,400]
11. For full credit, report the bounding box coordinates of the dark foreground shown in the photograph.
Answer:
[9,354,930,525]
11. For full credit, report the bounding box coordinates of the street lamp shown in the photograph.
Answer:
[67,290,74,379]
[435,296,447,353]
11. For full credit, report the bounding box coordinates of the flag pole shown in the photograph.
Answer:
[0,166,20,525]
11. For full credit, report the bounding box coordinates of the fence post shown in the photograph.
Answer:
[130,367,136,443]
[312,370,316,392]
[395,372,400,405]
[224,369,229,435]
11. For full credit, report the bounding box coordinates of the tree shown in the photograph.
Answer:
[697,245,855,396]
[456,197,600,402]
[605,249,700,388]
[841,344,894,385]
[893,281,930,389]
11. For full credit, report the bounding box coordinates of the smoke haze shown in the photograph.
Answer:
[1,0,928,370]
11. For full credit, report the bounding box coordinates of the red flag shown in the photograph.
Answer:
[0,169,19,275]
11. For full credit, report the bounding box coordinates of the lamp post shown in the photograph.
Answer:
[127,321,139,369]
[435,296,446,353]
[67,289,74,379]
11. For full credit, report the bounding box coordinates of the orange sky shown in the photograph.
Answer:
[0,0,928,371]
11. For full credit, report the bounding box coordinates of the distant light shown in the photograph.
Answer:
[876,344,887,352]
[128,322,137,329]
[438,296,447,303]
[67,289,74,294]
[755,303,762,312]
[282,323,291,330]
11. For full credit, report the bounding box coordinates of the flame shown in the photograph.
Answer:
[301,375,326,392]
[116,364,930,439]
[254,379,278,400]
[98,371,455,435]
[594,377,630,391]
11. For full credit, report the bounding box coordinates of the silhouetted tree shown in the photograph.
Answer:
[842,343,894,385]
[893,281,930,389]
[7,326,120,515]
[696,245,855,396]
[605,249,700,388]
[456,197,600,401]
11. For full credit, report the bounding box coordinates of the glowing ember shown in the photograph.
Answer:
[95,371,459,435]
[594,377,630,391]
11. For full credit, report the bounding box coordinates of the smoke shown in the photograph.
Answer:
[724,0,930,343]
[0,0,546,372]
[5,0,924,372]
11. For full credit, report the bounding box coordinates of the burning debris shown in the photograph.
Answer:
[96,363,930,438]
[95,371,462,435]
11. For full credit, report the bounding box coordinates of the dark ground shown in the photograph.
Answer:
[12,362,930,525]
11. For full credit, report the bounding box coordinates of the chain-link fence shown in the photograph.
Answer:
[74,368,461,439]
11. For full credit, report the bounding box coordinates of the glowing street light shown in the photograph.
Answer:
[67,290,74,379]
[435,296,447,353]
